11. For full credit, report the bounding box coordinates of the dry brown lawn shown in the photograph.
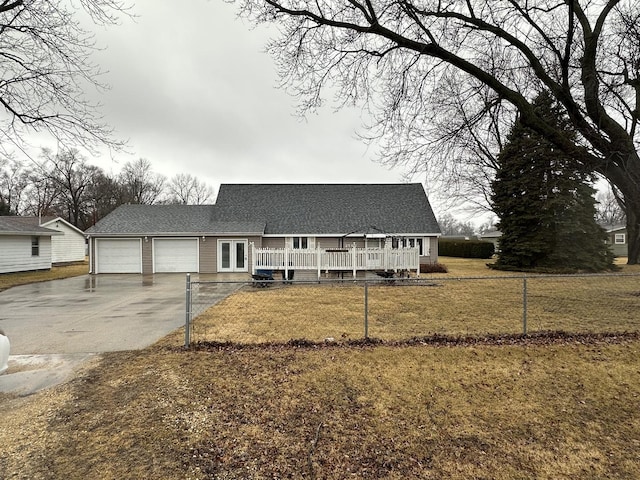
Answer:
[188,256,640,343]
[2,256,640,479]
[0,261,89,292]
[2,339,640,479]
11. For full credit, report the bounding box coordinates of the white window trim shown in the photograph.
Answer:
[392,236,428,256]
[288,236,315,249]
[614,233,626,244]
[217,239,248,272]
[31,236,40,256]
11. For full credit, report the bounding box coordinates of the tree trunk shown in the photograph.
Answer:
[601,149,640,265]
[626,201,640,265]
[615,175,640,265]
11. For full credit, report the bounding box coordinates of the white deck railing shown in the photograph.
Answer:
[251,244,420,278]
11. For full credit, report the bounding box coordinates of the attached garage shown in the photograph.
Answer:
[153,238,199,273]
[95,238,142,274]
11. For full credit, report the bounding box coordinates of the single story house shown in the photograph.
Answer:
[478,225,629,257]
[13,216,86,264]
[85,183,442,279]
[603,224,628,257]
[477,230,502,252]
[0,217,61,274]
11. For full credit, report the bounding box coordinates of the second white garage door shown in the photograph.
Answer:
[153,238,199,273]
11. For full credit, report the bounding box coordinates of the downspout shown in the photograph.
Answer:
[87,235,93,274]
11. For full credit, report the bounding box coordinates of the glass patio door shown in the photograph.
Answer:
[218,240,248,272]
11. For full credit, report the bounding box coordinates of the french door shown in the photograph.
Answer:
[218,239,248,272]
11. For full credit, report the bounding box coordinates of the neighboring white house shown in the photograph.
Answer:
[603,224,628,257]
[38,217,86,264]
[0,217,61,274]
[477,230,503,252]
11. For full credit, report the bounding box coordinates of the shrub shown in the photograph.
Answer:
[420,262,448,274]
[439,239,495,259]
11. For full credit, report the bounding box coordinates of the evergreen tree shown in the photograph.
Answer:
[491,92,614,272]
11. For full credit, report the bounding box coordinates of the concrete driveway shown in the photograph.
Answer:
[0,274,192,354]
[0,273,242,395]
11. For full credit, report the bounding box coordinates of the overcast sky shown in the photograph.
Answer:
[81,1,411,192]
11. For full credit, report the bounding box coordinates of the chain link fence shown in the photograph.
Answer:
[184,273,640,346]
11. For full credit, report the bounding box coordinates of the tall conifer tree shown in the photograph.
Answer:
[491,92,614,272]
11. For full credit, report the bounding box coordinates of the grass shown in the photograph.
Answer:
[0,261,89,292]
[3,340,640,479]
[2,256,640,479]
[186,256,640,343]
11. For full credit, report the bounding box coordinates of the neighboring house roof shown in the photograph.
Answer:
[602,224,626,233]
[0,217,61,236]
[39,217,85,235]
[85,204,266,236]
[478,230,502,239]
[215,183,441,236]
[86,184,441,237]
[10,215,85,235]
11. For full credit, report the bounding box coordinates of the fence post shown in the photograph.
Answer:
[364,282,369,339]
[352,242,357,279]
[185,273,191,347]
[522,276,528,336]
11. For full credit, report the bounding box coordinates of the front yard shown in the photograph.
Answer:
[2,338,640,479]
[0,261,89,292]
[1,257,640,479]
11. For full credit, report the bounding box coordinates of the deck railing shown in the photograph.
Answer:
[251,244,420,278]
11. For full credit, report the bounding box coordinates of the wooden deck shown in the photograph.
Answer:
[251,244,420,279]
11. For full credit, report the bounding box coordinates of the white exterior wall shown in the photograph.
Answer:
[0,236,52,273]
[42,220,86,264]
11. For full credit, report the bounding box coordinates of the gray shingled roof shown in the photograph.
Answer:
[86,184,441,236]
[85,204,266,235]
[215,183,441,235]
[0,217,61,236]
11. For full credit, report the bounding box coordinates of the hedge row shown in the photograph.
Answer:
[438,239,495,259]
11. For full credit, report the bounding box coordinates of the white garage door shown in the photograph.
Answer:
[96,239,142,274]
[153,238,199,273]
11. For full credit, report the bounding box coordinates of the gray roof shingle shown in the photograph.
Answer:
[85,204,265,235]
[0,217,60,236]
[85,184,441,236]
[215,183,441,235]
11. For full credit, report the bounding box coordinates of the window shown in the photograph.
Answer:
[615,233,626,244]
[31,236,40,256]
[292,237,308,249]
[392,237,426,255]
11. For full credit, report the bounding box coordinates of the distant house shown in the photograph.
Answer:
[0,217,61,274]
[17,216,86,264]
[477,230,502,252]
[603,224,628,257]
[86,183,442,278]
[478,226,629,257]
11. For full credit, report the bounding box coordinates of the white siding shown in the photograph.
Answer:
[44,221,86,263]
[0,236,52,274]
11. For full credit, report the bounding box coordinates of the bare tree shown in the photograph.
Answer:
[86,171,123,226]
[0,156,29,215]
[40,148,104,228]
[119,158,166,205]
[0,1,128,155]
[166,173,214,205]
[236,0,640,263]
[597,186,627,226]
[21,172,59,218]
[437,213,476,237]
